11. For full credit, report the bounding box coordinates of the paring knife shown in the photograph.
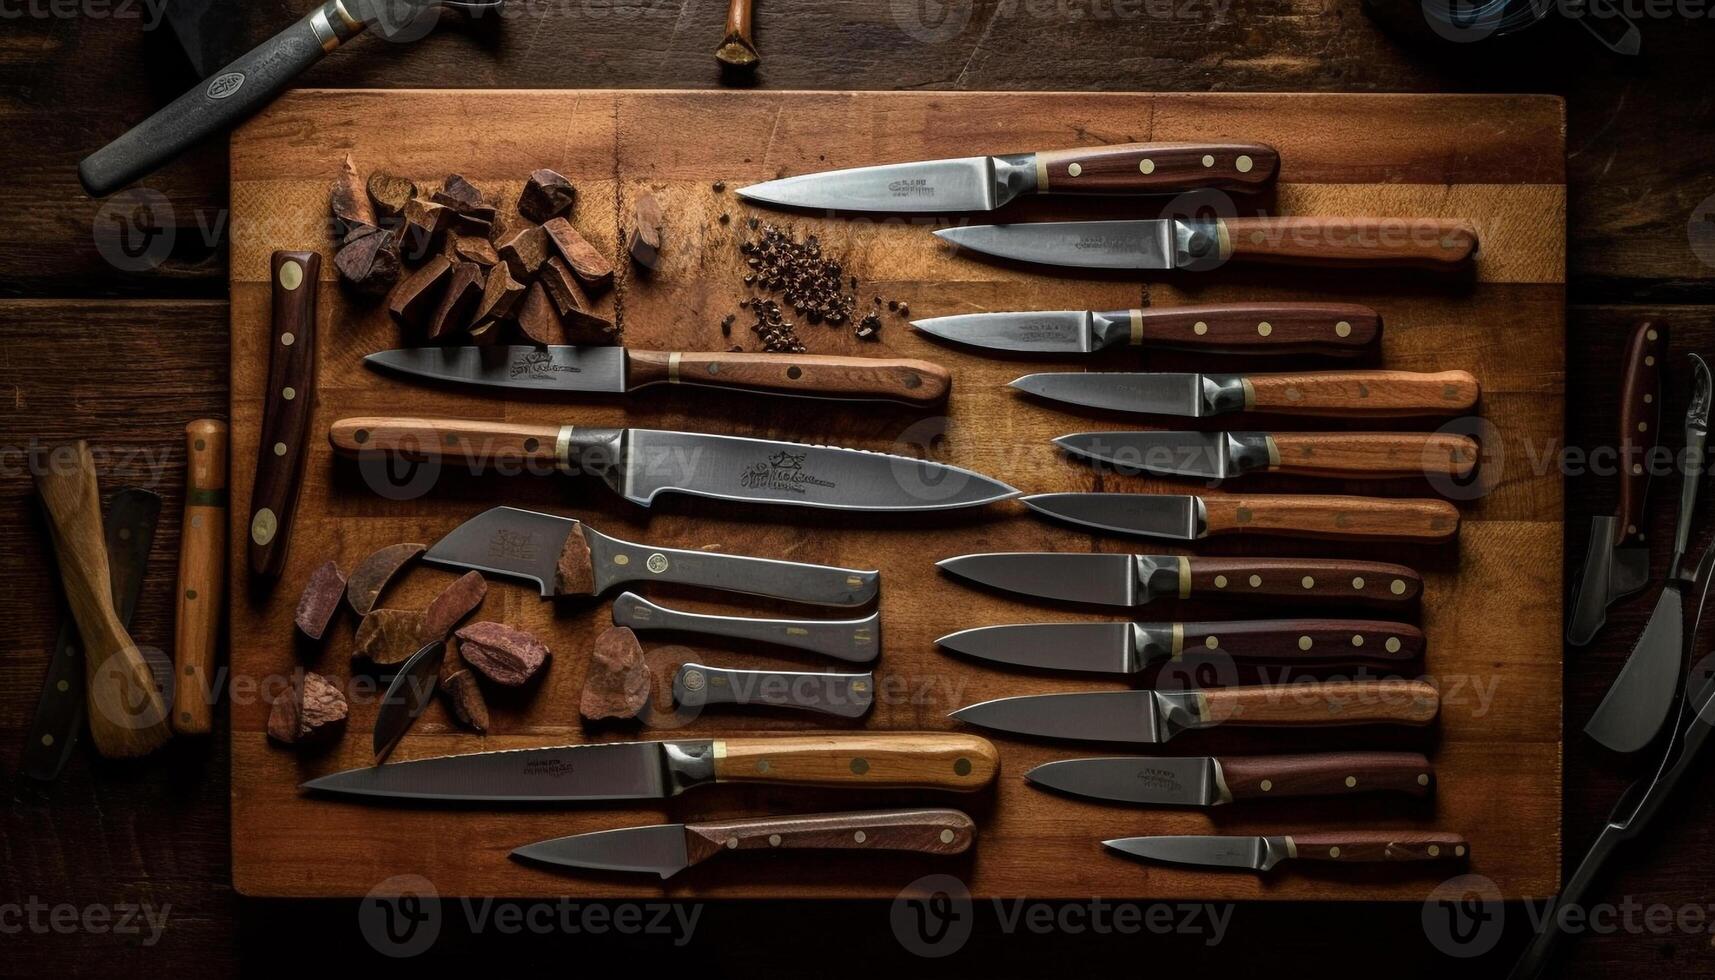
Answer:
[736,142,1278,213]
[1012,369,1480,419]
[22,487,161,781]
[249,250,319,578]
[937,553,1424,608]
[1586,353,1711,753]
[329,417,1019,512]
[173,419,227,736]
[911,302,1379,356]
[1103,832,1468,872]
[671,663,875,719]
[1567,320,1667,646]
[614,592,880,663]
[300,733,999,802]
[366,346,952,405]
[512,809,975,878]
[1023,493,1460,544]
[937,619,1424,674]
[372,640,446,761]
[1026,752,1435,807]
[1055,430,1479,482]
[427,506,878,608]
[951,680,1440,744]
[936,217,1479,271]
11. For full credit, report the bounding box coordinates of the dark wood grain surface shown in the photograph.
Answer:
[2,1,1713,976]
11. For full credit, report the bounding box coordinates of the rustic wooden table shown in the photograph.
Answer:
[2,2,1712,975]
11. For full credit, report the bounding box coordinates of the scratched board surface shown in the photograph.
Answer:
[227,90,1564,899]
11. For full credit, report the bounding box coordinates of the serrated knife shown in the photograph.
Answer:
[936,553,1424,608]
[1056,430,1480,482]
[1013,369,1480,418]
[937,619,1423,674]
[910,302,1379,356]
[1026,752,1435,806]
[1022,492,1461,544]
[1103,832,1468,872]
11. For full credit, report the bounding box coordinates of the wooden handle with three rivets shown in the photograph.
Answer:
[173,419,227,736]
[1199,679,1441,727]
[1036,142,1278,194]
[1241,370,1480,417]
[1220,752,1435,801]
[1218,217,1479,268]
[683,809,976,867]
[249,250,320,578]
[1289,831,1468,862]
[625,350,951,404]
[1126,303,1379,355]
[712,733,999,791]
[1200,494,1460,543]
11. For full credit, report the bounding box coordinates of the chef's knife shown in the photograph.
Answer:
[1103,831,1468,872]
[365,346,952,405]
[300,732,999,801]
[737,142,1277,213]
[1567,320,1667,645]
[372,640,446,761]
[1012,369,1480,418]
[671,663,876,719]
[936,553,1424,608]
[951,680,1440,744]
[615,592,880,663]
[329,417,1019,512]
[911,302,1379,356]
[1026,752,1435,806]
[1586,353,1711,753]
[512,809,975,878]
[937,619,1423,674]
[249,250,319,578]
[1023,493,1460,544]
[1055,430,1480,481]
[426,506,879,607]
[22,487,161,781]
[936,217,1479,271]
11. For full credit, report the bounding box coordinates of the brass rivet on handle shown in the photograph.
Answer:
[850,758,870,775]
[1391,579,1407,595]
[523,437,540,452]
[1345,776,1358,788]
[1214,575,1228,588]
[954,757,972,776]
[1260,779,1273,792]
[1205,635,1219,649]
[768,834,782,846]
[1236,154,1253,173]
[283,386,296,401]
[1335,320,1352,337]
[725,838,739,849]
[1647,328,1659,341]
[1646,355,1656,366]
[1201,154,1215,167]
[1249,574,1262,588]
[1139,159,1155,174]
[854,831,868,843]
[1352,635,1364,647]
[940,829,956,844]
[278,260,304,291]
[1257,321,1272,337]
[1418,773,1431,786]
[613,554,630,565]
[1067,163,1082,177]
[1428,845,1441,857]
[1639,422,1648,432]
[1301,576,1315,589]
[1386,637,1402,653]
[40,734,54,747]
[1455,845,1467,857]
[195,438,207,451]
[56,680,68,693]
[1298,635,1313,650]
[273,442,287,456]
[281,332,295,347]
[1329,847,1342,858]
[1644,393,1653,404]
[1353,576,1366,590]
[1193,321,1208,335]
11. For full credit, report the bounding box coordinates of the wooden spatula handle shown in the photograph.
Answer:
[1221,752,1435,800]
[1036,142,1278,194]
[329,417,563,467]
[684,809,975,866]
[1241,370,1479,417]
[1265,432,1479,479]
[1199,679,1441,726]
[173,419,227,736]
[713,733,998,791]
[1218,217,1478,268]
[1201,494,1460,543]
[1289,831,1468,862]
[627,351,952,404]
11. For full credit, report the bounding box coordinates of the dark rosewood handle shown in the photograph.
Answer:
[1126,303,1378,355]
[1240,370,1480,417]
[1218,217,1478,269]
[684,809,975,868]
[1181,620,1423,663]
[1265,432,1479,480]
[249,250,320,578]
[626,351,951,405]
[329,417,563,467]
[674,663,876,718]
[1183,557,1423,604]
[1289,831,1468,863]
[1036,142,1278,194]
[1199,679,1440,727]
[1221,752,1435,800]
[1200,495,1460,543]
[1615,320,1666,546]
[173,419,227,736]
[713,733,999,791]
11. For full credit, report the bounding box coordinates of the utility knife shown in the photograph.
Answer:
[1104,832,1468,872]
[671,663,876,719]
[372,640,445,761]
[1022,493,1461,544]
[1055,430,1479,482]
[615,592,880,663]
[1012,369,1480,418]
[1026,752,1435,806]
[736,142,1278,213]
[937,619,1424,674]
[911,303,1379,356]
[936,553,1424,608]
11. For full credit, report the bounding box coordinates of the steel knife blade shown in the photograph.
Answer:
[1055,430,1479,481]
[372,640,445,761]
[1021,492,1460,544]
[1103,832,1468,872]
[671,663,876,718]
[427,507,877,606]
[937,619,1423,674]
[1011,369,1480,418]
[910,302,1379,356]
[615,591,881,663]
[1027,752,1434,807]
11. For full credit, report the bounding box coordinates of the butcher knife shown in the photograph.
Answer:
[1026,752,1435,806]
[936,553,1423,608]
[1011,369,1480,418]
[937,619,1424,673]
[1054,430,1479,481]
[1022,492,1460,544]
[911,302,1379,356]
[1103,831,1468,872]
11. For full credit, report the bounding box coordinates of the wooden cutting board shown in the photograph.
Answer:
[228,89,1565,899]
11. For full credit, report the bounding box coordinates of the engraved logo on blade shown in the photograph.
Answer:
[1015,320,1077,343]
[888,178,934,199]
[520,756,576,778]
[740,451,836,495]
[510,348,582,380]
[1133,767,1184,794]
[206,72,245,100]
[1073,234,1138,252]
[487,529,537,563]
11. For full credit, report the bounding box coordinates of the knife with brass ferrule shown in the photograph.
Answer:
[737,142,1278,213]
[614,592,880,663]
[936,553,1424,608]
[937,619,1423,674]
[249,250,319,578]
[671,663,876,719]
[1055,430,1480,482]
[1027,752,1435,806]
[1022,493,1461,544]
[911,302,1379,356]
[1103,831,1468,872]
[1012,369,1480,418]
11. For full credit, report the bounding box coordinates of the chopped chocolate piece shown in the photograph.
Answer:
[400,197,451,262]
[267,670,348,745]
[718,212,730,224]
[346,542,426,616]
[712,180,726,193]
[432,173,488,213]
[352,608,428,666]
[472,263,526,332]
[294,560,347,641]
[518,169,576,224]
[514,280,563,346]
[438,652,489,732]
[330,154,375,235]
[423,571,487,639]
[386,255,452,331]
[455,622,550,686]
[542,217,615,294]
[496,223,551,280]
[580,626,651,722]
[335,226,401,296]
[448,233,500,268]
[628,193,664,269]
[425,261,485,340]
[856,310,883,340]
[540,257,619,344]
[366,172,418,223]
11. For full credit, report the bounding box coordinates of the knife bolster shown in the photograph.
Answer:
[661,739,719,796]
[1199,374,1253,416]
[1133,555,1190,604]
[556,426,625,480]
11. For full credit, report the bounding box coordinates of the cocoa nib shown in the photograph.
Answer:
[294,560,347,641]
[352,608,428,666]
[580,626,651,722]
[424,570,487,639]
[455,622,550,686]
[518,169,577,224]
[346,542,426,616]
[267,671,348,746]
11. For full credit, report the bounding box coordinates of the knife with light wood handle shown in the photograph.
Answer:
[174,419,227,736]
[249,249,319,579]
[1023,492,1461,544]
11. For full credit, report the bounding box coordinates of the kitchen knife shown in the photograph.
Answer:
[736,142,1278,213]
[426,506,879,607]
[1586,353,1711,753]
[300,732,999,801]
[365,346,952,405]
[329,417,1019,512]
[1022,493,1460,544]
[936,553,1424,608]
[615,592,880,663]
[1012,369,1480,418]
[249,250,319,578]
[936,619,1424,674]
[1026,752,1435,806]
[1103,831,1468,872]
[911,302,1379,356]
[512,809,975,878]
[1567,320,1667,645]
[671,663,876,719]
[22,487,161,781]
[951,680,1439,744]
[1055,430,1480,481]
[173,419,227,737]
[935,217,1479,271]
[372,640,446,761]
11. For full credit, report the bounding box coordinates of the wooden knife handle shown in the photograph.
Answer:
[673,664,877,719]
[713,733,999,791]
[1127,303,1379,355]
[1180,620,1423,663]
[249,250,320,578]
[1183,557,1423,604]
[1199,679,1441,727]
[1264,432,1479,479]
[33,442,171,758]
[627,351,951,405]
[1036,142,1278,194]
[1289,831,1468,863]
[1220,752,1435,800]
[329,417,563,467]
[1218,217,1478,268]
[174,419,227,736]
[1615,320,1667,546]
[1201,495,1460,543]
[1240,370,1480,417]
[684,809,975,867]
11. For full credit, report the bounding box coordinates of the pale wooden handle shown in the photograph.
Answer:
[627,351,952,404]
[1290,831,1468,862]
[684,809,975,866]
[1245,370,1479,417]
[1220,217,1478,268]
[1201,494,1460,543]
[328,417,561,466]
[1200,679,1441,726]
[173,419,227,736]
[1266,432,1479,479]
[714,733,998,792]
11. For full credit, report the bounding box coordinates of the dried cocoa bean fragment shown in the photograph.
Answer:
[518,169,576,223]
[400,197,451,262]
[367,173,418,223]
[330,154,375,235]
[424,571,487,639]
[515,280,563,345]
[294,560,347,641]
[580,626,651,721]
[497,223,551,280]
[346,542,426,616]
[455,622,550,686]
[437,646,489,732]
[472,263,525,334]
[628,193,663,269]
[449,233,500,268]
[335,226,402,296]
[387,255,452,331]
[540,257,618,345]
[425,261,485,340]
[267,671,348,745]
[352,608,429,666]
[543,217,615,294]
[431,173,488,214]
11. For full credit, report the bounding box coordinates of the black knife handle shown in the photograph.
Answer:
[250,251,321,579]
[673,663,875,719]
[1614,320,1667,548]
[612,592,881,663]
[585,528,878,607]
[79,2,366,197]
